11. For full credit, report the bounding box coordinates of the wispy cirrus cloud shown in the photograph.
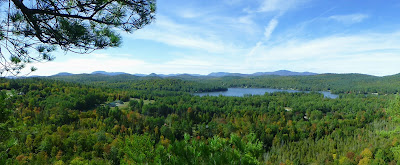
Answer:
[329,13,369,24]
[264,18,279,40]
[246,0,312,56]
[243,31,400,76]
[179,10,209,19]
[17,0,400,77]
[28,30,400,77]
[130,16,234,53]
[246,0,310,14]
[130,0,312,55]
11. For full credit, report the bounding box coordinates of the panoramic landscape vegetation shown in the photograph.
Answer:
[2,70,400,164]
[2,0,400,165]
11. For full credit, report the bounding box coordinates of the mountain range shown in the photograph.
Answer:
[49,70,318,77]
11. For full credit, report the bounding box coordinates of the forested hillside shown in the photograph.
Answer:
[1,76,400,164]
[50,74,227,93]
[50,73,400,95]
[205,74,400,94]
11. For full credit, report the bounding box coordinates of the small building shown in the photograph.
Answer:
[108,102,117,107]
[107,100,124,107]
[284,107,292,111]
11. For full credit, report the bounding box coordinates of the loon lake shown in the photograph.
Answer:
[194,88,339,99]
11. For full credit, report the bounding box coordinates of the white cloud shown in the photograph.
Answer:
[216,15,261,37]
[329,14,369,24]
[25,52,240,76]
[135,31,226,53]
[250,0,309,13]
[130,16,225,53]
[26,55,147,76]
[243,31,400,76]
[15,2,399,77]
[23,31,400,77]
[264,18,279,40]
[238,15,254,25]
[27,30,400,77]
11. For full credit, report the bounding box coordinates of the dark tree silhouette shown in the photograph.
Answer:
[0,0,156,76]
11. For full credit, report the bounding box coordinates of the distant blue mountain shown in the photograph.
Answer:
[208,70,317,77]
[207,72,246,77]
[133,74,147,77]
[91,71,130,76]
[147,73,160,77]
[252,70,317,76]
[158,74,178,77]
[53,72,74,76]
[5,76,18,79]
[49,70,318,78]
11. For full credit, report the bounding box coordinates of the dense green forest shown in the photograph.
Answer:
[1,75,400,164]
[50,73,400,94]
[50,74,227,93]
[202,74,400,94]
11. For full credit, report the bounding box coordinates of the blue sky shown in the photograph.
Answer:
[28,0,400,76]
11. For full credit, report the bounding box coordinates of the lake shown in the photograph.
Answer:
[193,88,339,99]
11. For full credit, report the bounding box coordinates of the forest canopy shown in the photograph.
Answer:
[1,75,399,164]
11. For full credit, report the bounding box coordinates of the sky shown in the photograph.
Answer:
[25,0,400,76]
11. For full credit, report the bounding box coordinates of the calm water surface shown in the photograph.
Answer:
[194,88,338,99]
